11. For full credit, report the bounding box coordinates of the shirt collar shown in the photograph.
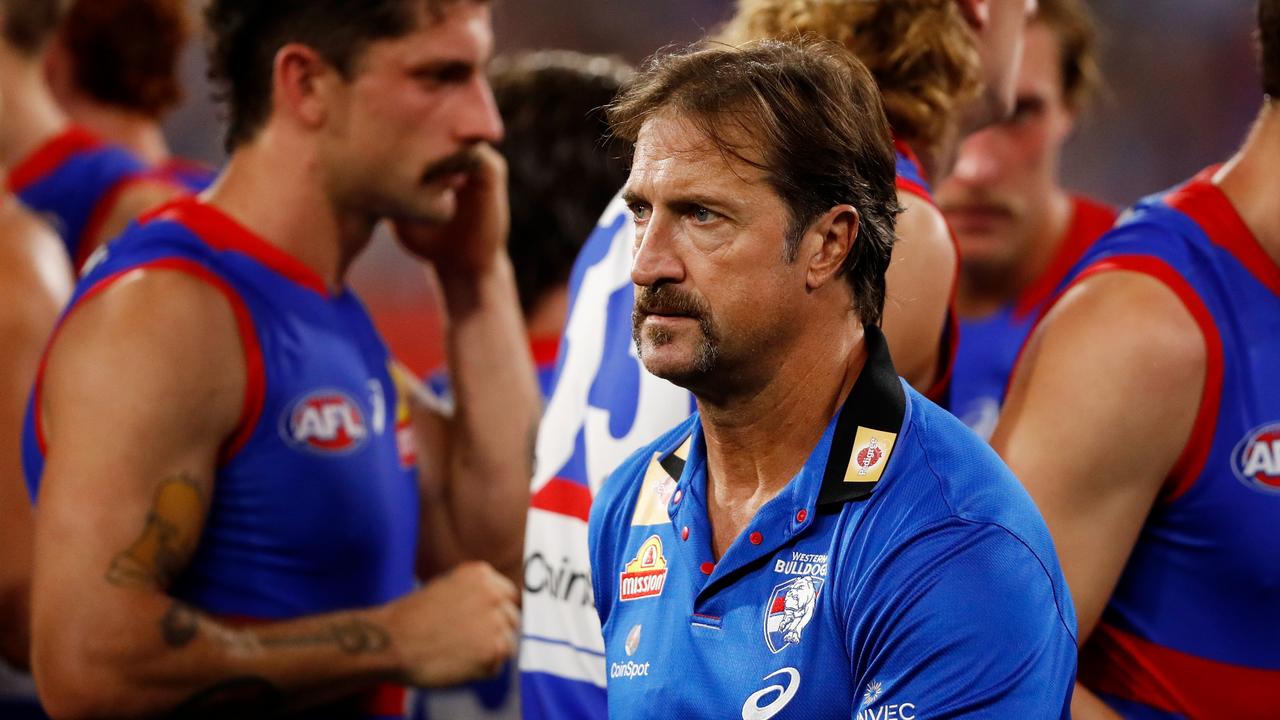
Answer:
[654,324,906,508]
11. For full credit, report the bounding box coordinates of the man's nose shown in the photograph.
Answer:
[630,211,686,288]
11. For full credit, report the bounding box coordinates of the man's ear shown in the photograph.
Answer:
[955,0,990,30]
[805,205,860,291]
[272,43,340,132]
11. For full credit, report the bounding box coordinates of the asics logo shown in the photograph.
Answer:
[742,668,800,720]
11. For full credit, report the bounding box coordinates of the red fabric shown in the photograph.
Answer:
[529,477,593,522]
[1081,622,1280,718]
[5,125,102,193]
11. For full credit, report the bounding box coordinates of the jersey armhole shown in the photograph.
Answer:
[75,174,172,272]
[31,258,265,466]
[1044,255,1223,503]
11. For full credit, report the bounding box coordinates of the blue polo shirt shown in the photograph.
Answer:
[589,327,1077,719]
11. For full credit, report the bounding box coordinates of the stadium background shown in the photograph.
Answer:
[163,0,1261,376]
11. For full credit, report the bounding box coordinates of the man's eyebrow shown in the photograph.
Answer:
[620,189,645,205]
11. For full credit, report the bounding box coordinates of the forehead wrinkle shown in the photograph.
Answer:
[631,112,768,209]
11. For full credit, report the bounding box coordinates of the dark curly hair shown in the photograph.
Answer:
[610,39,902,327]
[491,51,633,317]
[60,0,190,119]
[204,0,483,152]
[1,0,65,57]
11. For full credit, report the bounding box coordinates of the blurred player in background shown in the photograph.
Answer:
[938,0,1116,439]
[520,1,1037,717]
[0,0,183,273]
[24,0,537,717]
[427,50,633,404]
[44,0,217,192]
[0,154,70,720]
[992,1,1280,717]
[415,49,631,720]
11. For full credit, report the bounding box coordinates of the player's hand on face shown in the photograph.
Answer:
[386,560,519,687]
[394,144,510,277]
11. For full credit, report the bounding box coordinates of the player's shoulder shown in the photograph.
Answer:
[589,414,699,534]
[878,388,1061,565]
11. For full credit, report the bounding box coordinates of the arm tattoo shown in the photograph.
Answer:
[161,602,200,648]
[107,474,206,589]
[260,618,392,655]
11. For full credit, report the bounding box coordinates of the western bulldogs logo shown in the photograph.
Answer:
[282,389,369,454]
[1234,422,1280,494]
[764,576,823,653]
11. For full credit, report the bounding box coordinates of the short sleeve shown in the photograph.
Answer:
[843,520,1077,719]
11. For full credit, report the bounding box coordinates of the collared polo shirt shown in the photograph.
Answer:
[589,327,1077,719]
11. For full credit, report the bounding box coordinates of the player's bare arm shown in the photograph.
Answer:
[991,270,1206,720]
[86,177,188,259]
[398,146,539,587]
[31,269,516,717]
[0,202,71,669]
[881,191,957,392]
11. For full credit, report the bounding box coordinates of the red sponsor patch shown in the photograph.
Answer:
[620,535,668,601]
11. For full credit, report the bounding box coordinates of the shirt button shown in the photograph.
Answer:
[681,527,690,541]
[749,531,763,545]
[700,561,714,575]
[672,490,683,505]
[795,509,808,523]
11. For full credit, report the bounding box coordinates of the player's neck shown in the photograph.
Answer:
[208,133,375,293]
[696,318,864,551]
[0,56,69,169]
[63,99,171,166]
[956,190,1074,317]
[1215,101,1280,268]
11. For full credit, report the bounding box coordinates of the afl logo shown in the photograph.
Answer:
[281,389,369,454]
[1233,422,1280,494]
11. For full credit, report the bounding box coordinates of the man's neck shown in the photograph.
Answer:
[63,98,171,166]
[1215,101,1280,268]
[696,316,864,555]
[207,131,376,292]
[956,189,1074,318]
[0,54,69,169]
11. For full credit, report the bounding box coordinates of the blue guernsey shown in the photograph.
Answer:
[589,327,1077,719]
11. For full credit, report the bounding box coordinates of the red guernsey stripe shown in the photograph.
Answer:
[6,126,102,193]
[530,477,592,522]
[1071,255,1223,502]
[1081,623,1280,718]
[1166,177,1280,297]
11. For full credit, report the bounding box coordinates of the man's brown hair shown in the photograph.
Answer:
[609,39,902,327]
[717,0,981,161]
[1034,0,1102,112]
[61,0,190,119]
[1,0,65,57]
[205,0,485,152]
[1261,0,1280,97]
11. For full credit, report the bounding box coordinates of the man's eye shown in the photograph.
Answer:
[629,204,651,222]
[692,207,715,223]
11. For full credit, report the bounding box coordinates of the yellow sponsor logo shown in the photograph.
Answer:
[844,427,897,484]
[620,535,668,601]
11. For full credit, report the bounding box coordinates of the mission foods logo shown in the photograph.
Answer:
[1234,422,1280,494]
[281,389,369,454]
[619,535,668,601]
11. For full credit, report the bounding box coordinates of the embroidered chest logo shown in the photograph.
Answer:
[1233,422,1280,494]
[282,389,369,454]
[764,576,824,653]
[619,535,668,601]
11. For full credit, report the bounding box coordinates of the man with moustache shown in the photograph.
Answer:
[589,39,1076,719]
[938,0,1115,439]
[520,2,1040,716]
[23,1,537,717]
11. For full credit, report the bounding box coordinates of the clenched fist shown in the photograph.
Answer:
[385,561,519,688]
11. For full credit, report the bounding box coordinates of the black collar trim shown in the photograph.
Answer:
[816,324,906,506]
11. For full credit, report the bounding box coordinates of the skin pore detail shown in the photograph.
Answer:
[105,473,207,590]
